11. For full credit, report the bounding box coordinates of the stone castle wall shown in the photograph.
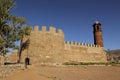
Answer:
[20,26,107,64]
[64,41,106,62]
[21,26,65,64]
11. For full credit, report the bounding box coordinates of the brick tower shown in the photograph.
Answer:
[93,21,104,47]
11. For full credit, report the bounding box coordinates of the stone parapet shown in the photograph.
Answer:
[33,26,64,36]
[64,41,101,48]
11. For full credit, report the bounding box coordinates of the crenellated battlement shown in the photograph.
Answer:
[31,26,102,48]
[34,26,39,31]
[64,41,101,48]
[49,26,56,33]
[33,26,64,35]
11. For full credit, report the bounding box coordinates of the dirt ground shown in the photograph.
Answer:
[6,65,120,80]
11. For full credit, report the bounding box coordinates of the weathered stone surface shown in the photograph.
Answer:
[0,56,5,65]
[8,51,18,63]
[21,26,107,64]
[8,26,107,65]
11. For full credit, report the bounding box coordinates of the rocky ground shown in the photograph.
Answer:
[3,65,120,80]
[0,64,22,80]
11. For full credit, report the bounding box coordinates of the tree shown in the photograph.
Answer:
[17,26,31,63]
[0,0,15,56]
[0,0,31,63]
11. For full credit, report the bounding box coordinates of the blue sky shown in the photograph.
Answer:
[11,0,120,50]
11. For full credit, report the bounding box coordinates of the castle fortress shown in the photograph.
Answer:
[20,21,107,64]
